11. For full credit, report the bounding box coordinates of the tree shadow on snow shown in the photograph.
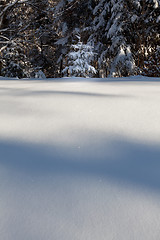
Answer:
[0,88,133,99]
[0,135,160,193]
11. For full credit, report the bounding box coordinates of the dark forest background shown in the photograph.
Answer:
[0,0,159,78]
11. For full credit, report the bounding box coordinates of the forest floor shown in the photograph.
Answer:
[0,76,160,240]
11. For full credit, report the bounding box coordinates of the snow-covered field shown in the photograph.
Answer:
[1,76,160,240]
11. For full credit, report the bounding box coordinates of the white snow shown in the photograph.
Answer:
[63,39,96,77]
[1,76,160,240]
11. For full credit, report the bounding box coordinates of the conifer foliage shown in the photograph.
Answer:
[0,0,159,78]
[63,35,97,77]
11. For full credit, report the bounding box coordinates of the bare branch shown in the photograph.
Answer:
[0,0,19,19]
[0,28,9,32]
[0,45,8,53]
[0,35,10,41]
[0,0,29,28]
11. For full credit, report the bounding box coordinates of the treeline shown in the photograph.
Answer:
[0,0,159,78]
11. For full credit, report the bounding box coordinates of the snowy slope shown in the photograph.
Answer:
[1,76,160,240]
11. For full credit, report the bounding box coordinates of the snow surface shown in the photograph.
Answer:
[1,76,160,240]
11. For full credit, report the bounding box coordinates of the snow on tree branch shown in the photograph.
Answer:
[63,35,97,78]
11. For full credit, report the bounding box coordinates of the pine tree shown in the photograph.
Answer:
[1,42,31,78]
[0,0,56,78]
[90,0,160,77]
[110,0,160,77]
[132,0,160,76]
[88,0,111,77]
[63,35,97,77]
[54,0,96,77]
[106,0,135,77]
[0,0,159,78]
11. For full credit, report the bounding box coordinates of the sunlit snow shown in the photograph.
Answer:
[1,76,160,240]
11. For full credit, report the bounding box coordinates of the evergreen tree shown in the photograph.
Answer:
[88,0,111,77]
[0,0,56,78]
[63,35,97,77]
[0,0,159,78]
[54,0,96,76]
[1,42,31,78]
[106,0,135,77]
[132,0,160,76]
